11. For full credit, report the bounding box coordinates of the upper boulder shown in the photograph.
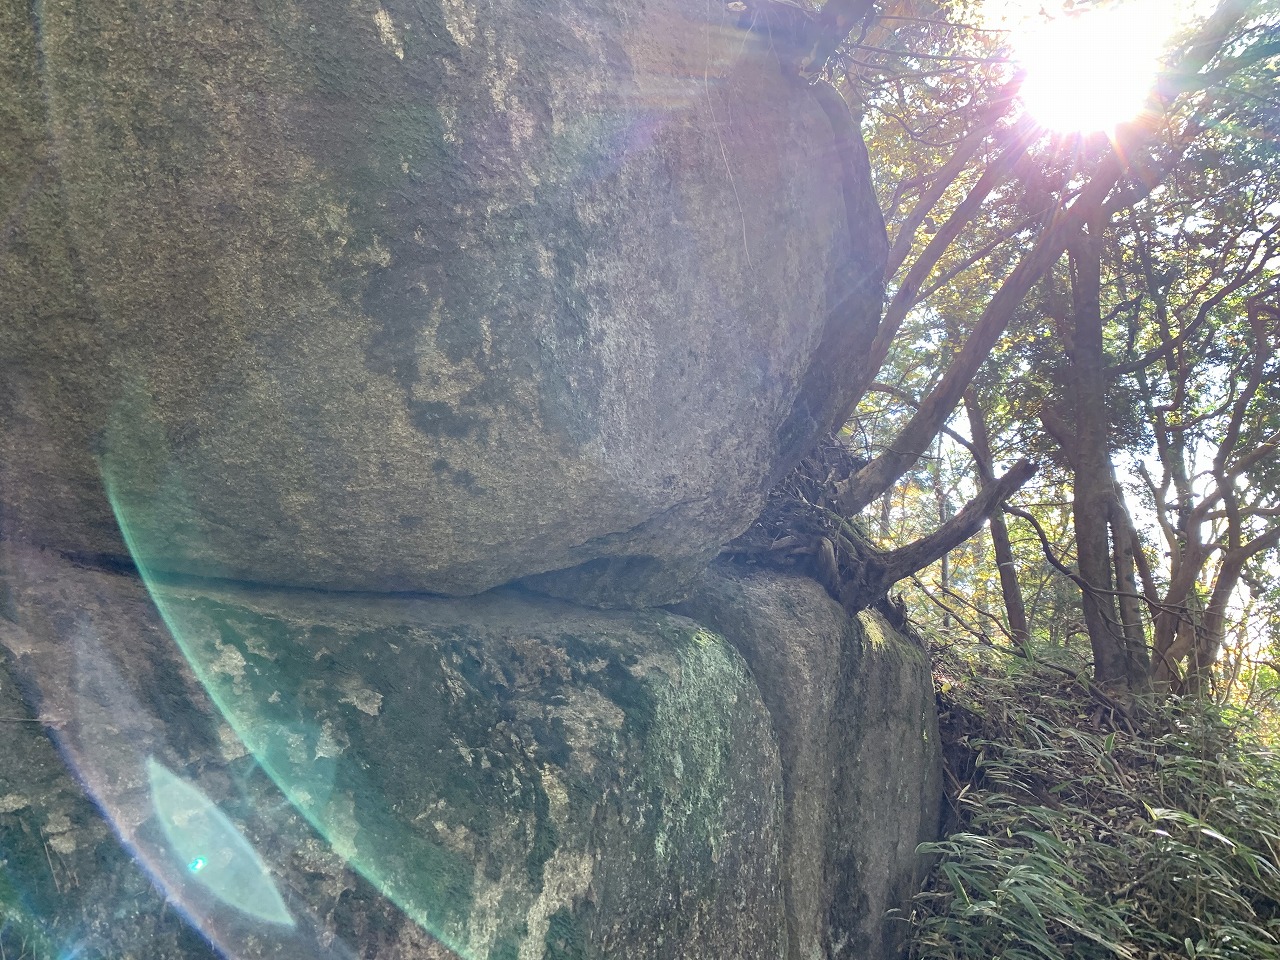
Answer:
[0,0,885,603]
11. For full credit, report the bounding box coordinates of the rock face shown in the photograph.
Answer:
[0,4,936,956]
[0,542,941,960]
[0,0,886,605]
[0,543,785,959]
[678,562,944,960]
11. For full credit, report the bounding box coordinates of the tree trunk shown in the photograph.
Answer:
[1109,493,1151,690]
[932,446,952,629]
[964,389,1031,650]
[836,232,1068,515]
[1067,222,1132,687]
[1152,540,1210,686]
[1186,527,1280,694]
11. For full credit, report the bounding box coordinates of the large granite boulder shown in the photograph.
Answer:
[0,542,941,960]
[679,562,944,960]
[0,0,886,605]
[0,542,784,959]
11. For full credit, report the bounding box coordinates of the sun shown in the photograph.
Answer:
[996,1,1177,134]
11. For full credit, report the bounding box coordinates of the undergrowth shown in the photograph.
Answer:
[903,649,1280,960]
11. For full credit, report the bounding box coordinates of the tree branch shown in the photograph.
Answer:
[867,381,978,456]
[838,212,1074,515]
[883,81,1022,277]
[867,457,1037,590]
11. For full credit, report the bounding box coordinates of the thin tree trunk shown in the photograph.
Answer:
[1067,221,1130,687]
[878,493,892,541]
[837,230,1068,514]
[933,444,952,630]
[1186,526,1280,693]
[1109,496,1151,690]
[1152,541,1210,686]
[964,389,1031,650]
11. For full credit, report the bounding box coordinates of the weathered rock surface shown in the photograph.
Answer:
[0,0,886,605]
[0,542,942,960]
[0,542,785,959]
[679,561,944,960]
[0,650,224,960]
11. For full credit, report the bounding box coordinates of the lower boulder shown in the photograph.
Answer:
[0,543,940,960]
[0,542,783,959]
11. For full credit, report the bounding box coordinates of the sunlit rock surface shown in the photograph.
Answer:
[0,0,885,605]
[0,543,784,959]
[678,561,944,960]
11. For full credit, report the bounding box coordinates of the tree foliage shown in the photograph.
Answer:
[762,6,1280,952]
[770,0,1280,698]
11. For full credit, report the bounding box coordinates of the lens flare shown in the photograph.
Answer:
[99,378,482,958]
[1001,0,1176,133]
[147,759,294,927]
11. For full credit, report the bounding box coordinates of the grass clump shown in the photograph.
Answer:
[904,653,1280,960]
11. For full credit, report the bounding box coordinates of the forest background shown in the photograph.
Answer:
[785,0,1280,955]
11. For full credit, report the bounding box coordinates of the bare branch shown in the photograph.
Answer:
[869,458,1037,589]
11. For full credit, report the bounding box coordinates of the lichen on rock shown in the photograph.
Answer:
[0,543,786,959]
